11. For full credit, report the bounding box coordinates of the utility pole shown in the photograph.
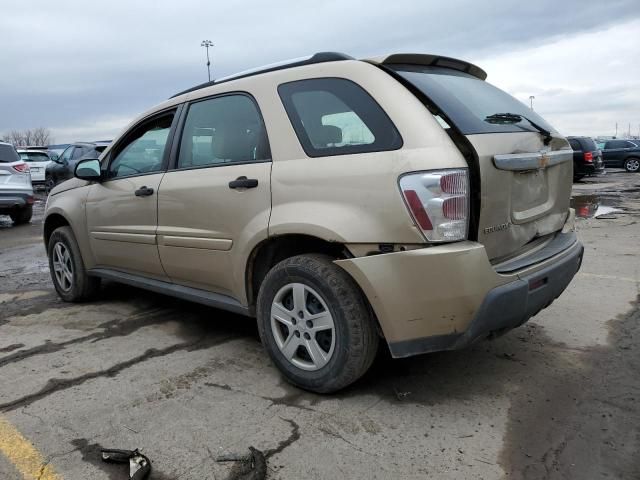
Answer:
[201,40,214,82]
[529,95,535,110]
[615,122,618,138]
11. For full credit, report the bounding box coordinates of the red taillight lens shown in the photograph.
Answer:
[13,162,30,173]
[399,169,470,242]
[583,152,593,163]
[402,189,433,230]
[442,196,466,220]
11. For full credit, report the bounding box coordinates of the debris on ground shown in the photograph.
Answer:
[393,387,411,400]
[101,448,151,480]
[216,446,267,480]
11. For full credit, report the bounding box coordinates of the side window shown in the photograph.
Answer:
[59,146,74,163]
[107,112,174,179]
[568,139,580,151]
[625,141,637,148]
[606,140,625,149]
[278,78,402,157]
[71,146,88,160]
[177,95,270,168]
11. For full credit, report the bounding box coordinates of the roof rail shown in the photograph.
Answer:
[171,51,353,98]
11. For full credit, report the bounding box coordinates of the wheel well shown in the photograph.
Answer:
[43,213,70,246]
[246,235,349,312]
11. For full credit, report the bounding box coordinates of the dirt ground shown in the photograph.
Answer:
[0,171,638,479]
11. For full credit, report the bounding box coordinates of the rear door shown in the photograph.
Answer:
[156,94,271,300]
[389,64,573,260]
[602,140,627,167]
[85,109,178,278]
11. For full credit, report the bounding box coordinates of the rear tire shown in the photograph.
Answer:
[624,157,639,173]
[257,254,379,393]
[47,226,100,302]
[45,175,55,194]
[10,206,32,225]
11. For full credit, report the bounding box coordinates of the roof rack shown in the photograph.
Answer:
[171,51,353,98]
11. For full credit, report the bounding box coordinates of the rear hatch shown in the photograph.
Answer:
[0,144,31,189]
[385,61,573,261]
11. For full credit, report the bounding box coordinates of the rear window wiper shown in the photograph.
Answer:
[484,113,552,145]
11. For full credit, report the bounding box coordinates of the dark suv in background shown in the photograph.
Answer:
[45,141,110,191]
[567,136,604,181]
[598,139,640,172]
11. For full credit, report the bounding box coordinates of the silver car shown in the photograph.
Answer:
[0,142,34,224]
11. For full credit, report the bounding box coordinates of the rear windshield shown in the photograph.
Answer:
[19,151,50,161]
[389,65,557,135]
[0,144,20,163]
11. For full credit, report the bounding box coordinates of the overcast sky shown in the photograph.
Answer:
[2,0,639,143]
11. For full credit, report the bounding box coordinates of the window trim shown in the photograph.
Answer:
[169,91,272,172]
[278,77,403,158]
[102,105,183,182]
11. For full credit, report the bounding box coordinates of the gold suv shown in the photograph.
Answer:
[44,52,583,393]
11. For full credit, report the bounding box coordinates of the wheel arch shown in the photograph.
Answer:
[245,234,350,314]
[43,212,71,247]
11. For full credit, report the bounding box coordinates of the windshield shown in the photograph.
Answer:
[0,144,20,163]
[389,65,557,135]
[19,152,50,162]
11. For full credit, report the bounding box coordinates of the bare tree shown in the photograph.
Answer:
[1,128,53,147]
[31,127,53,146]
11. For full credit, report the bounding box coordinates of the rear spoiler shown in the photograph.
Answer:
[366,53,487,81]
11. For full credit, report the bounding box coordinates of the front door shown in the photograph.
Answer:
[157,94,271,301]
[86,109,178,279]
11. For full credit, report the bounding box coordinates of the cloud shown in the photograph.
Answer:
[477,18,640,137]
[1,0,639,142]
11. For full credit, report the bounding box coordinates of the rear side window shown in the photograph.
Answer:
[0,144,20,163]
[389,65,557,135]
[580,138,597,152]
[177,94,270,168]
[568,139,581,151]
[278,78,402,157]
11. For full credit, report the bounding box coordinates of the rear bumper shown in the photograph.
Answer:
[0,191,34,213]
[336,232,583,358]
[575,162,605,176]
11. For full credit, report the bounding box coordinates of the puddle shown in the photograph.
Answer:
[571,194,600,218]
[571,195,622,218]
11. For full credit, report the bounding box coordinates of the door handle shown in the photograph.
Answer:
[134,186,154,197]
[228,176,258,189]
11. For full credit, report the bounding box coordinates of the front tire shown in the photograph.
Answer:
[624,157,639,173]
[47,226,100,302]
[257,254,379,393]
[10,206,32,225]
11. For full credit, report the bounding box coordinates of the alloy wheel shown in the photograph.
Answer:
[52,242,73,292]
[270,282,336,371]
[625,158,639,172]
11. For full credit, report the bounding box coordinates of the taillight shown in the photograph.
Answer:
[13,162,30,173]
[583,152,593,163]
[399,169,469,242]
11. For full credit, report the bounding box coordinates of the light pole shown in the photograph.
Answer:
[201,40,214,82]
[529,95,535,110]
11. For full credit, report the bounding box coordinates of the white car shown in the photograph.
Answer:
[17,149,51,185]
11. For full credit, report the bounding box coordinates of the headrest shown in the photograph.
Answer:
[315,125,342,146]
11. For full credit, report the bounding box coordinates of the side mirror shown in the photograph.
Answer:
[49,153,59,161]
[74,158,102,181]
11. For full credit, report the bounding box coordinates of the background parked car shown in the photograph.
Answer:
[45,141,110,191]
[567,136,604,181]
[17,149,52,186]
[0,142,34,224]
[46,144,70,161]
[597,139,640,172]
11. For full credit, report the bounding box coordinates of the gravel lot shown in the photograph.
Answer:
[1,172,639,479]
